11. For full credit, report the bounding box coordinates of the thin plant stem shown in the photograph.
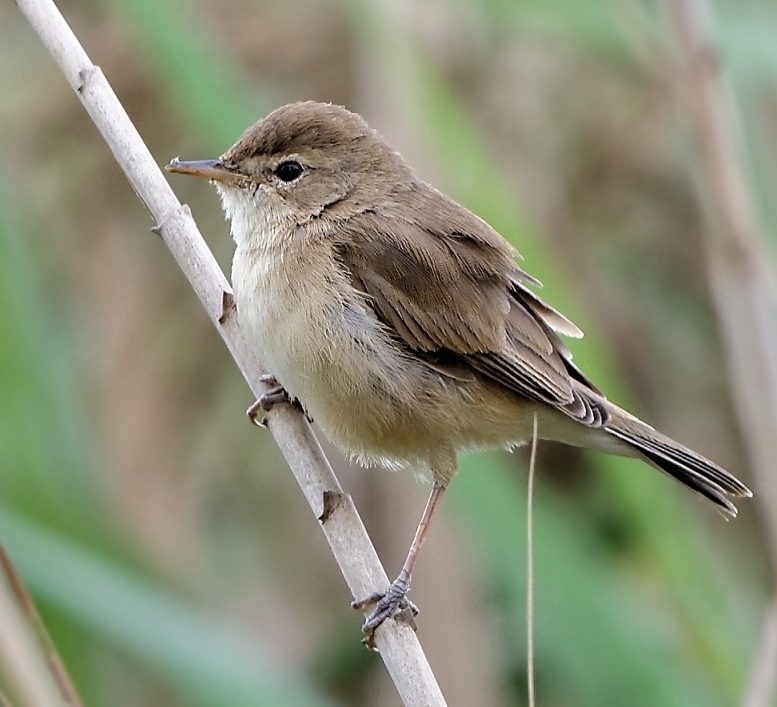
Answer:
[0,548,83,707]
[665,1,777,704]
[0,554,65,707]
[527,413,539,707]
[666,0,777,563]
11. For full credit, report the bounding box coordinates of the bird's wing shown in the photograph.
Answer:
[331,187,608,425]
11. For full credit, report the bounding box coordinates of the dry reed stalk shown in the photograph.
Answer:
[666,2,777,705]
[14,0,446,704]
[0,547,68,707]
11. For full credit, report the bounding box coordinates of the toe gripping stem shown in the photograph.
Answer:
[352,569,418,650]
[247,374,310,427]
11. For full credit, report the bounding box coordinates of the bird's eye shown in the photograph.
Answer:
[274,160,303,182]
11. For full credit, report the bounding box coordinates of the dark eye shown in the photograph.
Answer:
[274,160,303,182]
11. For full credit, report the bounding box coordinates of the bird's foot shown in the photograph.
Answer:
[247,375,310,427]
[247,375,288,427]
[352,574,418,651]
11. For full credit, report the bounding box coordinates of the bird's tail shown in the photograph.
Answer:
[604,409,752,517]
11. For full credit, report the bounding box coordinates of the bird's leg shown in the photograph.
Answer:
[247,374,310,426]
[352,481,447,650]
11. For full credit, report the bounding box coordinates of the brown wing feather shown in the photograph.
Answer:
[333,184,608,424]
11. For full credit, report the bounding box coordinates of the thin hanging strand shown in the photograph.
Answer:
[527,413,539,707]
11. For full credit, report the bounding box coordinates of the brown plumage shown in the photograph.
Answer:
[167,101,751,645]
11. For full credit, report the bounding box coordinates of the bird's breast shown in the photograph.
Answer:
[231,242,423,453]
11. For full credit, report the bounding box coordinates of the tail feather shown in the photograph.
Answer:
[605,414,752,518]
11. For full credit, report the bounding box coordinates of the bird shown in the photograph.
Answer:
[166,100,751,648]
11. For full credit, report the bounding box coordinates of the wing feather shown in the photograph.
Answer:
[332,184,605,425]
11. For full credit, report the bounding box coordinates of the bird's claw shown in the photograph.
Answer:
[247,375,289,427]
[247,375,312,427]
[352,575,418,651]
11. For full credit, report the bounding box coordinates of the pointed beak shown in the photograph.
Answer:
[165,158,241,183]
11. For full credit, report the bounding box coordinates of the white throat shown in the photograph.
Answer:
[215,183,296,251]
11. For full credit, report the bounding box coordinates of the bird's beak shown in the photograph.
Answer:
[165,158,241,183]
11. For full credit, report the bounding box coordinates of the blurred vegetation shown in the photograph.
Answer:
[1,0,776,705]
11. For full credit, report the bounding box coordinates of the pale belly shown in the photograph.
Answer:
[233,248,432,458]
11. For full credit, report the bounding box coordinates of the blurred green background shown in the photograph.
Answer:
[1,0,775,705]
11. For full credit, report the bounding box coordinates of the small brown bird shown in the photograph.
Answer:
[167,101,751,647]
